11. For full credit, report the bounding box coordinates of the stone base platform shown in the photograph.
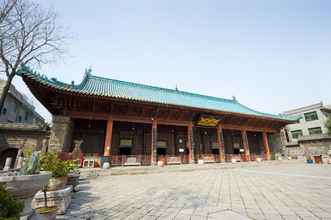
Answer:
[32,185,72,215]
[80,160,301,177]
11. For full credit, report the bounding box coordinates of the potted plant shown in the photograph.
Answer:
[34,185,57,220]
[0,184,24,220]
[0,151,51,219]
[40,152,70,191]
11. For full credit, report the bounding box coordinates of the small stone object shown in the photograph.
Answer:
[20,151,40,175]
[73,185,80,192]
[67,173,80,192]
[3,157,12,171]
[102,162,110,169]
[32,185,72,215]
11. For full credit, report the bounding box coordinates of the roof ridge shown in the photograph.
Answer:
[235,102,280,118]
[89,74,236,103]
[19,66,297,122]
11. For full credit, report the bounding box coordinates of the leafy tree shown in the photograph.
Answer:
[0,0,66,111]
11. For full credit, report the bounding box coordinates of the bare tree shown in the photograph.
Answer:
[0,0,17,24]
[0,0,66,112]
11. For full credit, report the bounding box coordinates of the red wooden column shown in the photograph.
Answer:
[217,123,225,162]
[151,119,157,165]
[262,131,271,160]
[241,130,251,161]
[187,122,194,163]
[104,117,113,156]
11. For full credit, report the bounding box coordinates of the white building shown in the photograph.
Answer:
[0,80,44,124]
[281,102,331,157]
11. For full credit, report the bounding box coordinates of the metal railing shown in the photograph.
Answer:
[79,152,269,168]
[110,155,151,166]
[108,154,191,166]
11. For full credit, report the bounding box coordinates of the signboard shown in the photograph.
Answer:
[120,139,133,147]
[196,115,220,127]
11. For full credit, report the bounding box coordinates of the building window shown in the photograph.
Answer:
[17,116,22,122]
[25,112,29,121]
[291,130,303,139]
[2,108,7,115]
[308,127,322,135]
[304,111,318,122]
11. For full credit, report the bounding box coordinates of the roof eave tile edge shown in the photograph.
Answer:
[19,65,295,123]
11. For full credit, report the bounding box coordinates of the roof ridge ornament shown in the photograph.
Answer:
[85,66,92,76]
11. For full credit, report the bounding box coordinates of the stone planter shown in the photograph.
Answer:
[67,173,80,192]
[33,185,72,215]
[47,176,68,191]
[35,206,57,220]
[0,171,51,219]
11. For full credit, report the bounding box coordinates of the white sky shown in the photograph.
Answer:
[9,0,331,122]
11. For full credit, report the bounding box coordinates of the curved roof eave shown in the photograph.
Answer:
[19,66,297,123]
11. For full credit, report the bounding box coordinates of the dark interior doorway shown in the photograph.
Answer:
[212,149,219,155]
[119,147,131,155]
[157,148,167,156]
[0,148,18,169]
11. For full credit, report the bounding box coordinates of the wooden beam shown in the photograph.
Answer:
[151,119,157,165]
[241,130,250,161]
[222,124,277,133]
[262,131,271,160]
[187,122,194,163]
[217,123,225,162]
[104,118,113,156]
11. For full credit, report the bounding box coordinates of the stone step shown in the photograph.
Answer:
[80,160,300,177]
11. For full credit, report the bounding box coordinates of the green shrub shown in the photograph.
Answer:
[0,185,23,220]
[64,160,79,174]
[40,152,69,178]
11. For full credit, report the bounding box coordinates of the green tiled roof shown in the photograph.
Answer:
[19,66,297,122]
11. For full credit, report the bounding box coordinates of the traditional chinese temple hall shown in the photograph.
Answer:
[20,66,296,166]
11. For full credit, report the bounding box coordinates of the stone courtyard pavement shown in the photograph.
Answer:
[60,163,331,220]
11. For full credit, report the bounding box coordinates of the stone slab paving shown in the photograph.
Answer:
[58,163,331,220]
